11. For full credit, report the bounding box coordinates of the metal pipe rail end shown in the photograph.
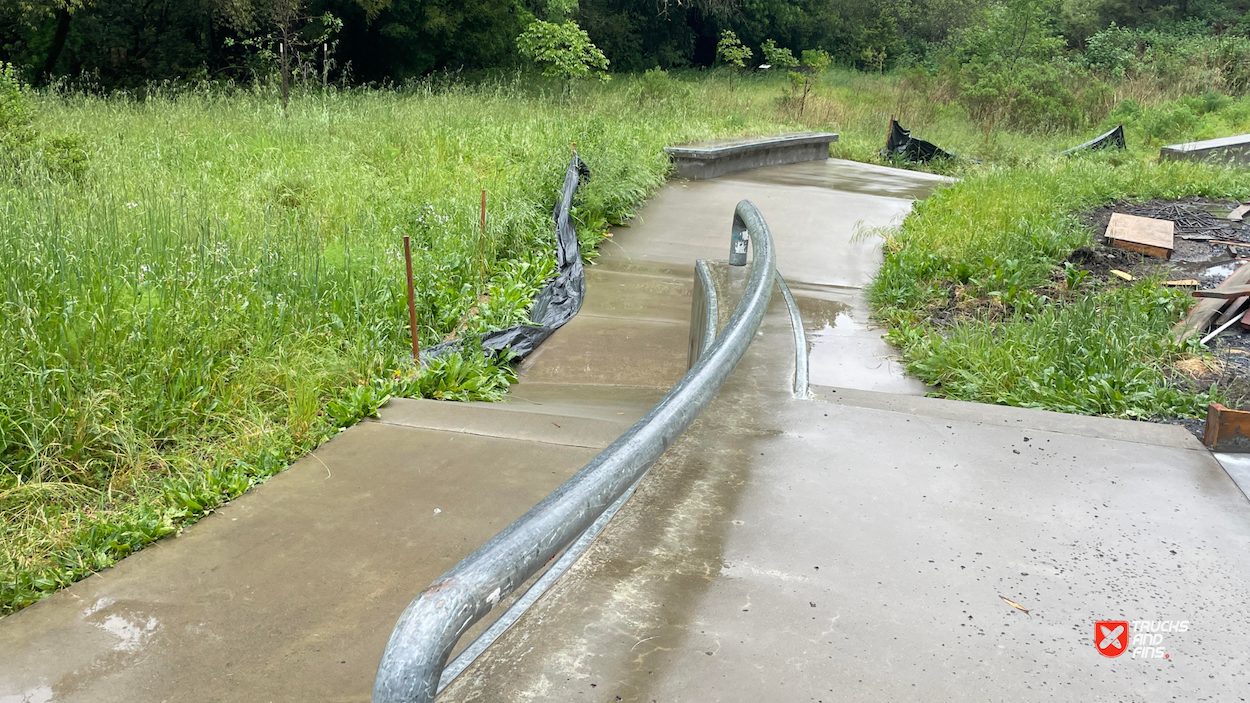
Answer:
[371,200,776,703]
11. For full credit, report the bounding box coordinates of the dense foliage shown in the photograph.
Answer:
[2,0,1248,90]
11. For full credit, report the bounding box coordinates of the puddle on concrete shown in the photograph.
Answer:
[792,292,928,395]
[1213,453,1250,499]
[725,159,950,200]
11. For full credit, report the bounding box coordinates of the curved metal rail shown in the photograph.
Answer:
[372,200,777,703]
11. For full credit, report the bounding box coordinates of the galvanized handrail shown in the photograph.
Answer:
[372,200,776,703]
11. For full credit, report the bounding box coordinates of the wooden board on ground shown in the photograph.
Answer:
[1216,296,1250,326]
[1172,261,1250,342]
[1164,279,1199,287]
[1105,212,1174,259]
[1229,203,1249,222]
[1193,284,1250,299]
[1204,403,1250,452]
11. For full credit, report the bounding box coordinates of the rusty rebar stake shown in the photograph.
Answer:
[403,235,419,361]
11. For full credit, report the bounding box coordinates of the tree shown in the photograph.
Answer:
[788,48,829,115]
[760,38,797,68]
[716,29,751,89]
[517,19,609,94]
[219,0,341,109]
[716,29,752,68]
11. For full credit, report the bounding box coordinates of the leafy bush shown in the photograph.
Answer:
[1084,24,1250,96]
[0,62,87,182]
[628,67,688,106]
[517,20,610,93]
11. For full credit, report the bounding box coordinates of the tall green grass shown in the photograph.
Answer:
[4,68,1250,614]
[0,77,804,613]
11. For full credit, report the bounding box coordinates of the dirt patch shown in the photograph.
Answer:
[1074,197,1250,285]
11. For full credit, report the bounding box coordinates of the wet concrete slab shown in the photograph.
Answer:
[0,403,646,703]
[441,287,1250,703]
[607,158,945,290]
[5,157,1126,703]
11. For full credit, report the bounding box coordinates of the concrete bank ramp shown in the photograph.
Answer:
[5,158,1249,702]
[438,160,1250,702]
[0,390,667,703]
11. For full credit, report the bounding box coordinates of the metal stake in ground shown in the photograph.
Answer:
[480,189,488,280]
[403,235,420,361]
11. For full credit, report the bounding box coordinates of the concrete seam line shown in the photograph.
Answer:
[371,199,775,703]
[369,420,608,451]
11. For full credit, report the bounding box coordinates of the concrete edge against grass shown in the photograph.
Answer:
[810,384,1208,451]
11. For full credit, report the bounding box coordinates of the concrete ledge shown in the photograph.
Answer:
[811,384,1207,450]
[664,132,838,180]
[1160,133,1250,166]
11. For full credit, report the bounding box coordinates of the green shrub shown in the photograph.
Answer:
[0,62,88,182]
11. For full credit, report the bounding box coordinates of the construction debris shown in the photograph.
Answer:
[1192,285,1250,299]
[1105,213,1174,259]
[1172,262,1250,342]
[1163,279,1199,287]
[882,118,955,163]
[1060,124,1126,157]
[1127,202,1241,237]
[1203,403,1250,451]
[1110,269,1134,281]
[1232,203,1250,223]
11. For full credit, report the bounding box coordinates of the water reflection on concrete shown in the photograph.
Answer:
[791,283,929,395]
[722,157,952,200]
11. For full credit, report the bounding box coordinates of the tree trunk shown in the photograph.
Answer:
[42,5,73,81]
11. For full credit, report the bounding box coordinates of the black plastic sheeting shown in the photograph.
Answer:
[424,153,590,362]
[883,119,955,163]
[1060,124,1126,157]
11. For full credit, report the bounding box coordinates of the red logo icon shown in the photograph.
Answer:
[1096,621,1129,657]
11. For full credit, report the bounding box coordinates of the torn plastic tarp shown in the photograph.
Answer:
[883,119,955,163]
[1060,124,1126,156]
[424,153,590,362]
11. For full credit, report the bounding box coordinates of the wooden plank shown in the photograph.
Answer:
[1216,296,1250,326]
[1110,269,1134,281]
[1239,305,1250,329]
[1210,240,1250,248]
[1171,261,1250,341]
[1204,403,1250,452]
[1193,285,1250,299]
[1231,203,1250,222]
[1164,279,1199,287]
[1105,212,1174,259]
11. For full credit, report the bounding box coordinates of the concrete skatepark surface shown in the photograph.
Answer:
[3,158,1250,702]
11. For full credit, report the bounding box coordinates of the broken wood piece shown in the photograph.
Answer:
[1105,212,1175,259]
[1240,305,1250,329]
[1210,240,1250,248]
[1200,315,1241,345]
[1171,261,1250,341]
[1192,285,1250,299]
[1231,203,1250,222]
[1110,269,1134,281]
[1163,279,1199,287]
[1204,403,1250,451]
[1216,295,1250,326]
